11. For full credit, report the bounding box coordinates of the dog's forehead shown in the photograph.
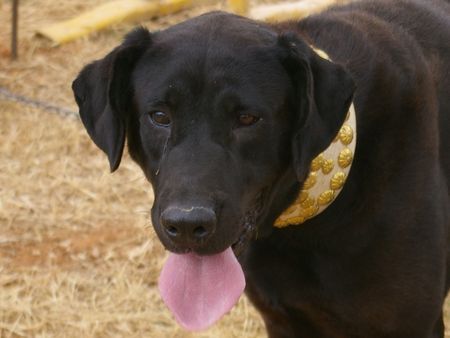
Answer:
[131,13,289,112]
[133,52,288,112]
[155,11,277,48]
[133,15,287,101]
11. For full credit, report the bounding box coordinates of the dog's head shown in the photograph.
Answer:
[73,12,354,257]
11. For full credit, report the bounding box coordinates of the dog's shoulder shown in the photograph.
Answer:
[272,0,450,200]
[274,0,449,119]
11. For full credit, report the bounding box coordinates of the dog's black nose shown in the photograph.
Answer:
[160,206,217,244]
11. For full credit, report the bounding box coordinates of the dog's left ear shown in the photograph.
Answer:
[72,27,152,172]
[278,33,356,181]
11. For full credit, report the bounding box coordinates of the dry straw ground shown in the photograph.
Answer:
[0,0,449,337]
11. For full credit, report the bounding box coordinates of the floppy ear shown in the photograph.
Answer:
[278,33,356,181]
[72,27,152,172]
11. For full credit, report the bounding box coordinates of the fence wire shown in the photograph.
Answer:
[0,87,79,120]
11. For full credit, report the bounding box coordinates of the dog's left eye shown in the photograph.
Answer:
[238,113,260,127]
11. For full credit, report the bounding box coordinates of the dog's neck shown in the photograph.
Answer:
[274,48,357,228]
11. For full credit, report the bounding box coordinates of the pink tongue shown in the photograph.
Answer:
[158,247,245,331]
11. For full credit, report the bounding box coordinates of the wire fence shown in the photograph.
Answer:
[0,87,79,120]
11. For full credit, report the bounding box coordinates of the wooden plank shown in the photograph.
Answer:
[11,0,19,59]
[36,0,196,44]
[251,0,336,22]
[227,0,249,15]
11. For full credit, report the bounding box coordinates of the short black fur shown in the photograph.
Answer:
[73,1,450,336]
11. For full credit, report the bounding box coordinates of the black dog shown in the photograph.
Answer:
[73,0,450,336]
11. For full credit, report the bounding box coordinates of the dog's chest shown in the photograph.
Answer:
[242,243,402,337]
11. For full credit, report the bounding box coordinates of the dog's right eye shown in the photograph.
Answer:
[148,111,171,127]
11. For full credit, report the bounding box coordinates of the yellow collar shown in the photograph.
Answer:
[274,48,357,228]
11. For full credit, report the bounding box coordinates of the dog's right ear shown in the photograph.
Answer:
[72,27,152,172]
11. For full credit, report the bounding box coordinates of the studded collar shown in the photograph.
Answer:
[274,48,357,228]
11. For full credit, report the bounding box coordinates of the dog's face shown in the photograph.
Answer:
[73,12,354,257]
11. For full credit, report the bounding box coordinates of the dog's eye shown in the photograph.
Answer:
[149,111,171,127]
[238,113,260,127]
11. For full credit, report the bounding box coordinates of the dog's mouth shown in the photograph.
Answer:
[158,189,267,331]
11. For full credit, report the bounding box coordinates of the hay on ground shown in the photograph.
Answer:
[0,0,449,337]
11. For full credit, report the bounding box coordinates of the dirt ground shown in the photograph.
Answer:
[0,0,449,337]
